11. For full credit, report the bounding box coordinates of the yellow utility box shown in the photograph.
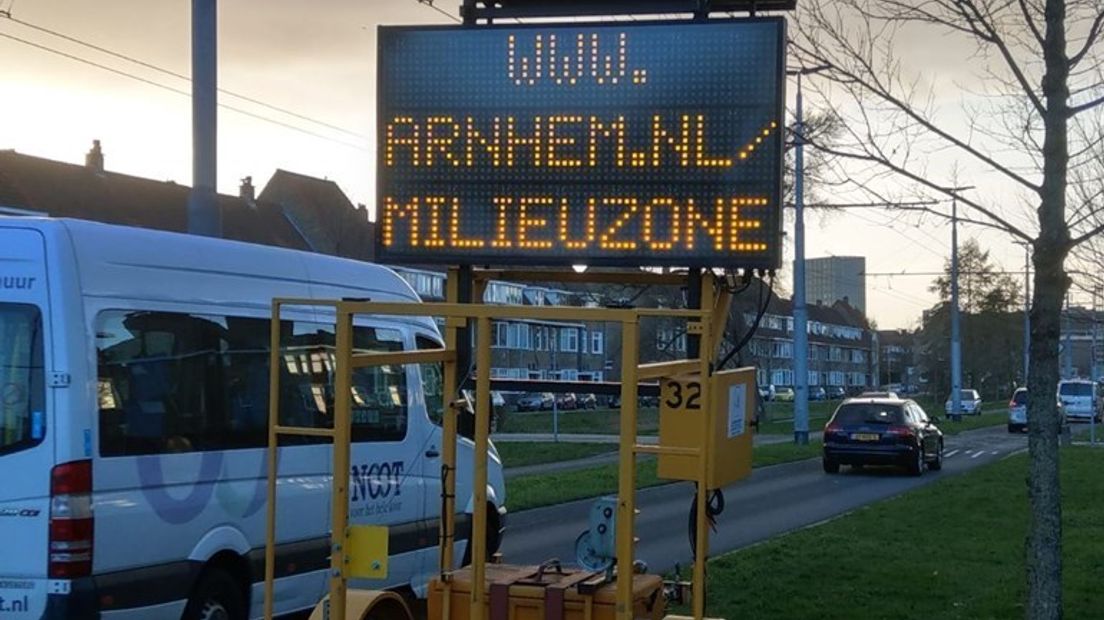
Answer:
[428,563,665,620]
[657,368,755,487]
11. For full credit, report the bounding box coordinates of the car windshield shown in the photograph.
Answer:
[1060,383,1092,396]
[1,304,45,453]
[832,403,904,426]
[1012,390,1028,405]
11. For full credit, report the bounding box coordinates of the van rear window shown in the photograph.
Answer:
[1060,383,1092,397]
[0,304,45,454]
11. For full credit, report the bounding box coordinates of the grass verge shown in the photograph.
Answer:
[505,407,659,435]
[495,442,614,468]
[507,440,822,512]
[699,447,1103,619]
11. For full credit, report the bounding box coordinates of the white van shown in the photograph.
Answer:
[1057,379,1102,422]
[0,217,506,619]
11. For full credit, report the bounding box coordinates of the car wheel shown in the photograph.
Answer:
[823,457,840,474]
[182,568,246,620]
[907,446,924,477]
[928,441,943,471]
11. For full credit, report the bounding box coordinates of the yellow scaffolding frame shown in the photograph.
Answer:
[262,269,731,620]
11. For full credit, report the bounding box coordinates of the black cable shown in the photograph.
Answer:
[688,485,724,559]
[1,14,370,141]
[717,273,774,370]
[414,0,462,23]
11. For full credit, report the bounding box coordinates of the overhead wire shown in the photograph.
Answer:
[414,0,462,23]
[0,30,370,152]
[1,13,369,141]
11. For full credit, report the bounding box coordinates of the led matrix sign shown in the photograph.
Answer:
[376,19,785,268]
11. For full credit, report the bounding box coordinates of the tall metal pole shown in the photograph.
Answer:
[792,73,809,445]
[1064,291,1073,379]
[1023,243,1031,384]
[950,195,962,421]
[187,0,220,236]
[1094,287,1102,381]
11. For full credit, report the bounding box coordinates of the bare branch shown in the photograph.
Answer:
[1069,10,1104,68]
[955,0,1048,117]
[1069,92,1104,116]
[1070,219,1104,246]
[791,37,1043,193]
[1017,0,1046,47]
[803,133,1034,242]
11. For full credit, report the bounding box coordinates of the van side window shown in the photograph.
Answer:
[292,322,409,443]
[97,311,409,456]
[417,335,445,426]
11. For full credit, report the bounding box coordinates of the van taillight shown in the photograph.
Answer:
[49,460,93,578]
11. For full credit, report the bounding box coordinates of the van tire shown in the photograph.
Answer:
[182,568,247,620]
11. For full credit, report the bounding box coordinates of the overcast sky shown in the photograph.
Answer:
[0,0,1043,329]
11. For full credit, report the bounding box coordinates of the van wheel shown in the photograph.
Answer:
[182,568,246,620]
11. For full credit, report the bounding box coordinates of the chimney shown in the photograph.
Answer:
[239,176,255,203]
[85,140,104,173]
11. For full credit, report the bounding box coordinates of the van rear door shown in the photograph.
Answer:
[0,226,53,617]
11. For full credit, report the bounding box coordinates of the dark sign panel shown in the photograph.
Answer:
[376,19,785,268]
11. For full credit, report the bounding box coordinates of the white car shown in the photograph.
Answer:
[1008,387,1028,432]
[945,389,983,415]
[1057,379,1102,422]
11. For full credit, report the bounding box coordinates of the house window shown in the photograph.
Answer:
[591,331,604,355]
[561,328,579,353]
[492,322,508,348]
[771,341,793,359]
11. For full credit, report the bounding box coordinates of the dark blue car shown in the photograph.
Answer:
[822,398,944,476]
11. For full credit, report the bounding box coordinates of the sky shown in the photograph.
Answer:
[0,0,1049,329]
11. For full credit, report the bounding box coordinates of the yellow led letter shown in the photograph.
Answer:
[381,196,421,247]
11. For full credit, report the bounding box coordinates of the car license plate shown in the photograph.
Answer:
[851,433,880,442]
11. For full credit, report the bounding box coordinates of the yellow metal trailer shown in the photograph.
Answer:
[261,268,755,620]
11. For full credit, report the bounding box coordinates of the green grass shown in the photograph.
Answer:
[507,440,822,512]
[938,408,1010,435]
[698,447,1104,619]
[500,400,1008,439]
[495,442,615,468]
[504,407,660,435]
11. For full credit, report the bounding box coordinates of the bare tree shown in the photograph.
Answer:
[790,1,1104,617]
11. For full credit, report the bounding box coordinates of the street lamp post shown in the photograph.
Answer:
[789,64,829,445]
[949,187,974,422]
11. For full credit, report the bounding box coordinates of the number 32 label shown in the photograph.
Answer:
[664,380,701,410]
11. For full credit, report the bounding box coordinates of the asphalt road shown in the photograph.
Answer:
[500,425,1026,573]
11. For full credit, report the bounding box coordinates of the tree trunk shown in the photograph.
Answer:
[1027,1,1072,618]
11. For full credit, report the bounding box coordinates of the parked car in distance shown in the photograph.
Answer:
[945,389,982,415]
[860,391,899,400]
[575,393,598,409]
[810,386,828,401]
[1008,387,1028,433]
[555,392,578,410]
[1008,387,1067,432]
[823,398,944,476]
[1057,379,1102,422]
[775,386,795,402]
[827,386,847,400]
[516,392,554,412]
[758,384,776,402]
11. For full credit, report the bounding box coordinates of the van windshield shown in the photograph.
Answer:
[1,304,45,453]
